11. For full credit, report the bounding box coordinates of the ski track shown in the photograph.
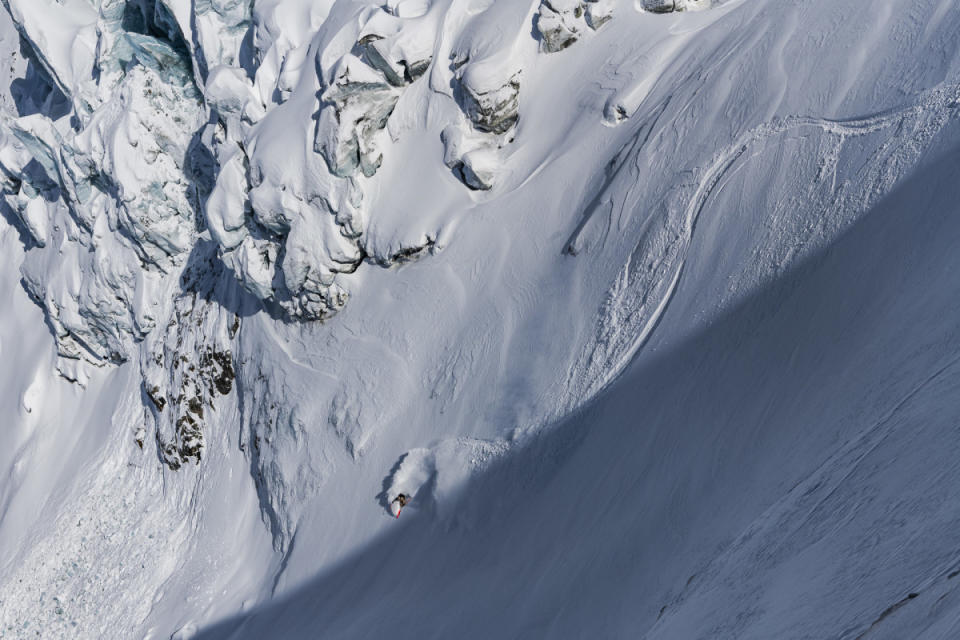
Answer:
[574,82,960,404]
[565,95,674,256]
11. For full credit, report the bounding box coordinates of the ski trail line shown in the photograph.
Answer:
[589,82,960,402]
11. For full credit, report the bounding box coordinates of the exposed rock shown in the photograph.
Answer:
[365,234,437,267]
[536,1,583,53]
[452,149,497,191]
[143,263,237,470]
[639,0,712,13]
[440,124,497,190]
[455,62,520,135]
[444,56,520,190]
[196,13,437,323]
[535,0,613,53]
[314,26,433,180]
[585,0,614,29]
[0,0,490,432]
[354,34,407,88]
[315,54,400,178]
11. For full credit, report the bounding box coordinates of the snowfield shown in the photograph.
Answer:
[1,0,960,637]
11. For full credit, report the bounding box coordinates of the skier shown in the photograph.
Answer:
[390,493,409,518]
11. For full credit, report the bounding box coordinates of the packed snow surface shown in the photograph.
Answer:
[1,0,960,637]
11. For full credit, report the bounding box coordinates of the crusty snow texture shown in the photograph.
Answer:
[2,0,960,638]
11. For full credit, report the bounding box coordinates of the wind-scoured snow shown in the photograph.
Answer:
[1,0,960,637]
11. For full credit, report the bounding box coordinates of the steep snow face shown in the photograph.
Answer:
[200,120,960,639]
[1,0,960,637]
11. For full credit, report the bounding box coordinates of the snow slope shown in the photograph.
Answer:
[198,116,960,639]
[1,0,960,637]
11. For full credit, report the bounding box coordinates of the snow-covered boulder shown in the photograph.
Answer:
[142,287,237,470]
[316,54,400,178]
[639,0,711,13]
[535,0,613,53]
[455,61,520,135]
[314,18,433,180]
